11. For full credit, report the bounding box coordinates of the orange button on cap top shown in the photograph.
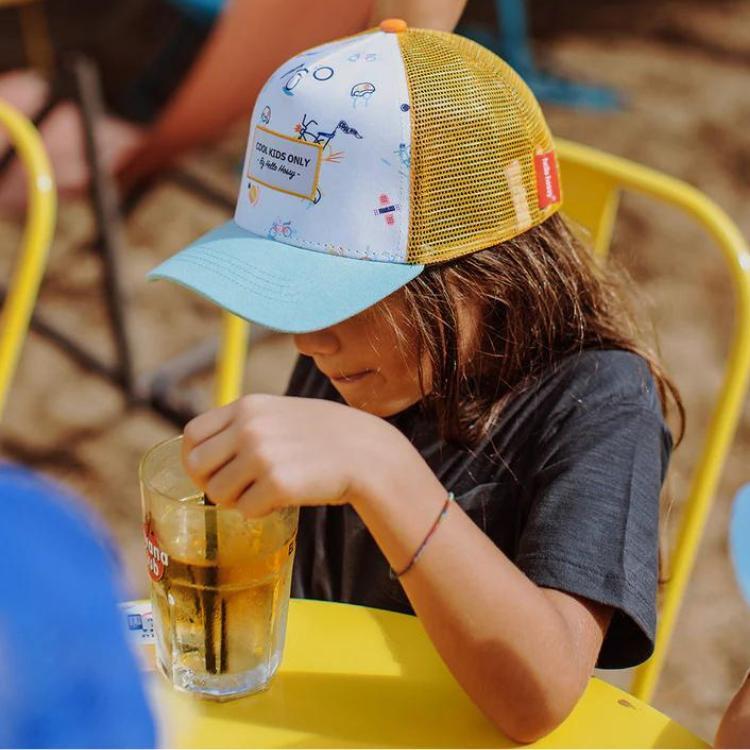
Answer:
[380,18,407,33]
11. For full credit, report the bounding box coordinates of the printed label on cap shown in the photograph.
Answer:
[534,150,561,209]
[248,125,322,201]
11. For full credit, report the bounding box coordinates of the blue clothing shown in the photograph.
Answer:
[0,465,155,749]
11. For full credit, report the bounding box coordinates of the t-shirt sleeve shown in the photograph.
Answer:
[515,354,672,668]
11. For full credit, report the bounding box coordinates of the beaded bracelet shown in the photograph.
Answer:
[391,492,454,579]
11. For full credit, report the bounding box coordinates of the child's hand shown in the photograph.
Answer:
[182,394,410,517]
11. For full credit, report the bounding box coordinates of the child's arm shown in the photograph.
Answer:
[119,0,371,188]
[715,673,750,748]
[356,463,612,743]
[184,395,614,742]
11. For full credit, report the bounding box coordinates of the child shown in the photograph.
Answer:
[150,20,681,742]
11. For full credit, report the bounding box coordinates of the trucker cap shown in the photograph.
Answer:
[149,18,562,333]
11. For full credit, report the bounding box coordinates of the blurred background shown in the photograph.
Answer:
[0,0,748,741]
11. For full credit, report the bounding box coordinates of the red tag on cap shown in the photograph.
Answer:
[534,150,561,209]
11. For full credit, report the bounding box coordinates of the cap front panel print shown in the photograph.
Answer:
[235,31,413,263]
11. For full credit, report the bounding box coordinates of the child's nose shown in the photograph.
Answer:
[293,328,340,356]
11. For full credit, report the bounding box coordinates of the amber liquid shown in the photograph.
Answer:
[151,531,296,699]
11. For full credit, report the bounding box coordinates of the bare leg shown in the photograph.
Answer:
[0,69,144,215]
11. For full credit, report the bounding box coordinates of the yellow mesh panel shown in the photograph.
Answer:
[398,29,561,264]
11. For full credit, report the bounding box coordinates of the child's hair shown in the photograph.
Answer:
[398,213,685,449]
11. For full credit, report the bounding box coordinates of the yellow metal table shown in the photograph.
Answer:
[143,599,706,748]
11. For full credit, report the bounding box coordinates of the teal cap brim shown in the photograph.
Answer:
[148,221,424,334]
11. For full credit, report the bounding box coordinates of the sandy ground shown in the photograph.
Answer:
[1,0,749,742]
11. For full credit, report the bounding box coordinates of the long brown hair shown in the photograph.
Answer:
[399,213,685,448]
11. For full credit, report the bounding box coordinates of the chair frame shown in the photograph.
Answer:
[214,311,248,407]
[0,99,56,420]
[556,137,750,702]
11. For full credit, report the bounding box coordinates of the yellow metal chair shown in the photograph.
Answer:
[214,312,249,407]
[556,137,750,702]
[0,99,56,420]
[214,138,750,704]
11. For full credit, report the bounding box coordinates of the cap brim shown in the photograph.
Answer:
[148,221,423,334]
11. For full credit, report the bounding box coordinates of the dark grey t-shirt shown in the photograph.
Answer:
[287,349,672,668]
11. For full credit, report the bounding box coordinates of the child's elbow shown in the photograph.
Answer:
[497,705,572,745]
[483,676,585,744]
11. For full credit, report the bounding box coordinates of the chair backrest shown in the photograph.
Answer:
[214,311,249,407]
[556,137,750,702]
[0,100,56,421]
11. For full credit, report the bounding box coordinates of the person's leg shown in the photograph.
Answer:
[0,69,144,214]
[0,0,209,214]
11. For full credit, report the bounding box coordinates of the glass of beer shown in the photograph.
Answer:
[139,435,298,700]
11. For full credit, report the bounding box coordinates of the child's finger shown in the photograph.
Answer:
[183,425,238,484]
[204,453,259,507]
[183,401,237,451]
[235,475,281,519]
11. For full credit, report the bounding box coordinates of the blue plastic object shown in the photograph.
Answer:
[0,465,156,749]
[730,483,750,604]
[458,0,621,110]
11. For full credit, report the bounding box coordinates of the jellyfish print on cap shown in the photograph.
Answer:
[351,82,376,108]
